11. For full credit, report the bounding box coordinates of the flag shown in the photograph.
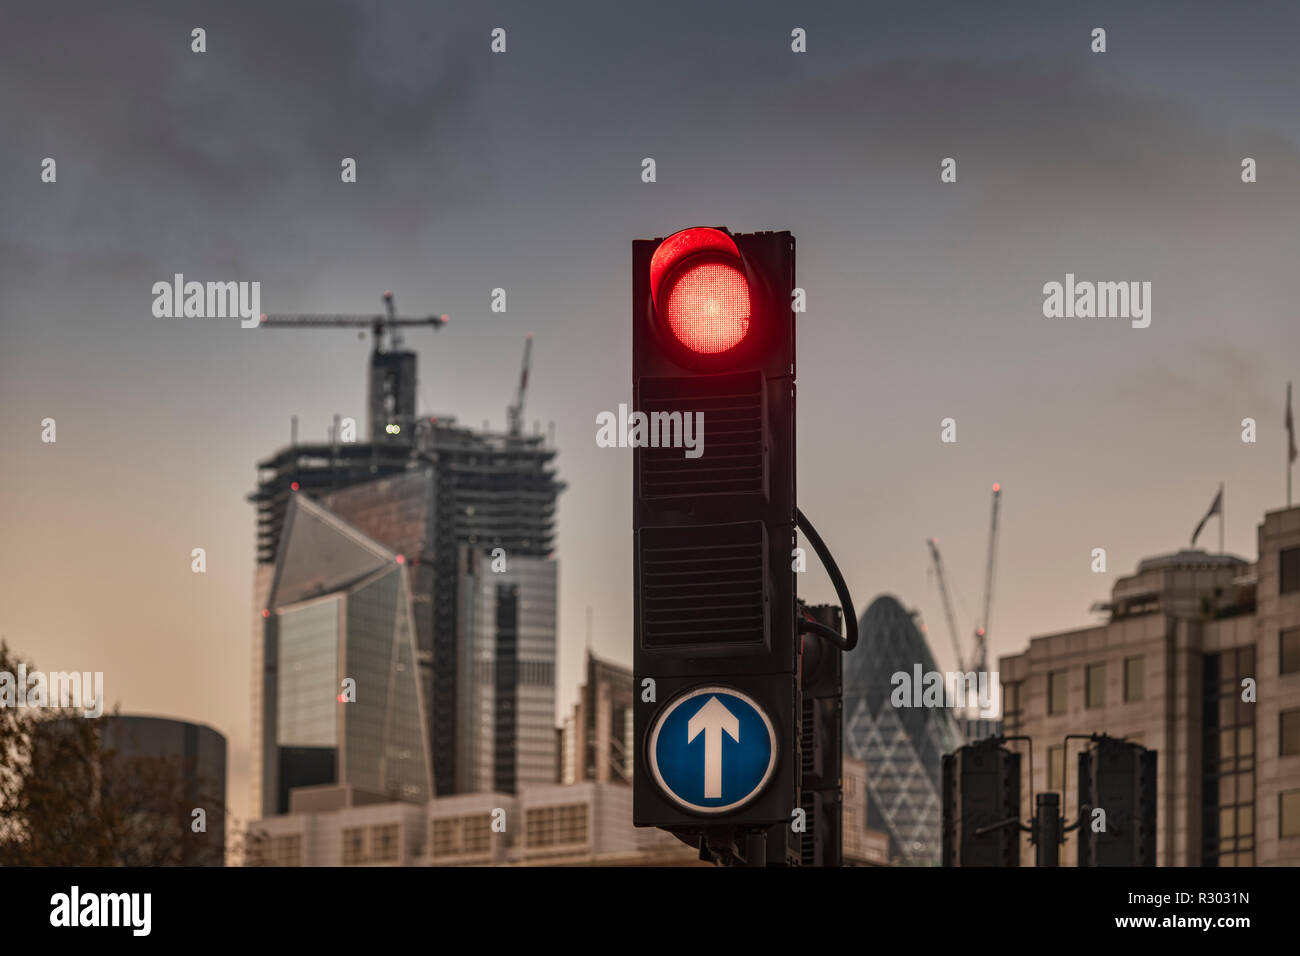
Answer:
[1288,382,1297,465]
[1191,487,1222,547]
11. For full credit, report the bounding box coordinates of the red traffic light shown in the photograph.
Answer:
[650,227,752,355]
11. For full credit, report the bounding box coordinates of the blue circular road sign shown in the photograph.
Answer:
[648,685,777,814]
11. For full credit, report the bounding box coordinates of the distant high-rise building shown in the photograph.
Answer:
[842,754,893,865]
[254,493,431,815]
[34,714,227,865]
[250,414,562,812]
[559,650,634,786]
[844,595,962,866]
[457,546,558,794]
[1000,504,1300,866]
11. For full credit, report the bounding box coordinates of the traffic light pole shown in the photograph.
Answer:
[1033,793,1061,867]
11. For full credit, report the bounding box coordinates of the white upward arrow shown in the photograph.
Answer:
[687,696,740,799]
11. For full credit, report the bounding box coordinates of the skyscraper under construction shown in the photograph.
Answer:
[249,309,563,815]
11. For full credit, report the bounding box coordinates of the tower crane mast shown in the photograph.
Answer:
[507,335,533,437]
[926,538,966,671]
[973,483,1002,674]
[259,291,447,442]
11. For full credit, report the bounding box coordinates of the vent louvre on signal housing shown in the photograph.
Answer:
[638,371,765,499]
[801,697,816,777]
[639,522,768,649]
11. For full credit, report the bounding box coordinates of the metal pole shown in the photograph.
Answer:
[1035,793,1060,867]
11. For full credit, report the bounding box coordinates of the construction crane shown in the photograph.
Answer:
[260,290,447,353]
[260,291,448,442]
[926,538,966,671]
[507,334,533,437]
[926,482,1003,677]
[972,482,1002,674]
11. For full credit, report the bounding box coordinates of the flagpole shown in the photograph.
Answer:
[1219,481,1225,554]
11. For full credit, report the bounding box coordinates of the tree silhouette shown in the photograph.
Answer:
[0,640,226,865]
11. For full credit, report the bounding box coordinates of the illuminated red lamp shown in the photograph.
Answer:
[261,609,270,619]
[992,483,1001,492]
[291,481,300,491]
[650,227,751,355]
[395,554,406,565]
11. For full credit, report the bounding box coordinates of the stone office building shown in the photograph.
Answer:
[999,504,1300,866]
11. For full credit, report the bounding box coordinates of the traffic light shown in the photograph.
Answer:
[632,227,798,839]
[1077,735,1157,866]
[798,603,844,866]
[942,737,1022,866]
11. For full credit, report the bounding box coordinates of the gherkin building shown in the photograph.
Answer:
[845,595,962,865]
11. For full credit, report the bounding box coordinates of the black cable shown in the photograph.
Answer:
[798,618,846,646]
[795,507,858,652]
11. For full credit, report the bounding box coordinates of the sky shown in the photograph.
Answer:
[1,0,1298,829]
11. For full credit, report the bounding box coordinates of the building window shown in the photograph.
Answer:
[1048,670,1068,715]
[1086,663,1106,709]
[430,818,458,857]
[1282,709,1300,758]
[1281,546,1300,595]
[249,833,303,867]
[1282,627,1300,675]
[525,802,589,850]
[463,814,492,854]
[1202,648,1256,866]
[1048,745,1064,792]
[342,827,366,865]
[1124,656,1144,703]
[371,823,399,863]
[275,834,302,867]
[1002,681,1022,734]
[1282,790,1300,839]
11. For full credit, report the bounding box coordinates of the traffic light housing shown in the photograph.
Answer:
[942,737,1022,866]
[798,604,844,866]
[632,227,798,834]
[1077,735,1157,866]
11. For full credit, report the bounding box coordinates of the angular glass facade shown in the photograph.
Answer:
[258,494,433,815]
[278,597,341,749]
[844,595,962,865]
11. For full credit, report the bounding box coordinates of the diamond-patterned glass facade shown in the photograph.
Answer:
[844,595,962,865]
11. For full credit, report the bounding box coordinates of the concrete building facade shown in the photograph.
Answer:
[559,650,634,786]
[999,504,1300,866]
[248,782,698,866]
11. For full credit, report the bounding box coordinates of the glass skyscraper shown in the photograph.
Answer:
[844,595,962,865]
[257,493,432,815]
[456,547,558,794]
